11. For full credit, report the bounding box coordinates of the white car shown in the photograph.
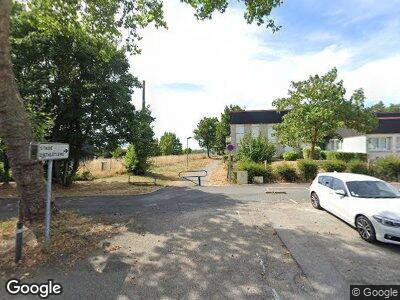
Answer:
[309,172,400,244]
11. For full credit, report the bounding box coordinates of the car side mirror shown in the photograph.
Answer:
[335,189,346,196]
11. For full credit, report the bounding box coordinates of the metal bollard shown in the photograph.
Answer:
[15,221,23,263]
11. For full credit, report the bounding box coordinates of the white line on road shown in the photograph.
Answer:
[272,288,281,300]
[289,199,298,204]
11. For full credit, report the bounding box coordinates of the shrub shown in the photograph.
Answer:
[0,162,4,182]
[74,170,94,181]
[322,160,347,172]
[347,160,369,175]
[236,133,276,163]
[124,144,138,173]
[320,150,328,160]
[237,159,274,183]
[302,146,321,159]
[374,155,400,180]
[111,147,126,159]
[275,163,298,182]
[297,160,319,181]
[325,151,367,162]
[283,151,299,161]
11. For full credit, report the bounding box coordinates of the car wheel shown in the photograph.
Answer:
[310,192,322,209]
[356,215,377,243]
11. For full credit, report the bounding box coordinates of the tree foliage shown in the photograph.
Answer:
[273,68,378,159]
[194,117,219,157]
[370,101,400,112]
[215,105,243,154]
[236,133,276,163]
[159,132,182,155]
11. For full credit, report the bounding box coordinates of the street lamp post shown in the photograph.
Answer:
[186,137,192,170]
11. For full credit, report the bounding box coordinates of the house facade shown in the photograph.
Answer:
[229,110,400,159]
[326,112,400,159]
[229,110,291,156]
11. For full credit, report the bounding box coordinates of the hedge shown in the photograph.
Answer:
[373,155,400,181]
[347,160,369,175]
[283,151,299,161]
[324,151,368,162]
[275,163,298,182]
[322,160,347,172]
[302,146,321,159]
[297,160,319,181]
[237,160,274,183]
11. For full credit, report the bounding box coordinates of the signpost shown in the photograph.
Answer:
[226,143,235,183]
[30,143,69,245]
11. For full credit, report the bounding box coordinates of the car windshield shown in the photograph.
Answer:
[346,180,400,198]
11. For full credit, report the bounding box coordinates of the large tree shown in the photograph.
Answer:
[194,117,219,157]
[215,105,243,154]
[0,0,282,222]
[273,68,378,159]
[159,132,183,155]
[370,101,400,112]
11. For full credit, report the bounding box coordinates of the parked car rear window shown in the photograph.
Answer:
[346,181,400,198]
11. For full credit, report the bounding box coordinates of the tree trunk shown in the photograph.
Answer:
[207,147,210,158]
[0,0,46,222]
[310,130,317,159]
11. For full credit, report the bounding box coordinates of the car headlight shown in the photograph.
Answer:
[373,215,400,228]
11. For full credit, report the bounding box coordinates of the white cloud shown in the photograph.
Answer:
[130,0,400,148]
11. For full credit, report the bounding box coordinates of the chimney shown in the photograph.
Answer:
[142,80,146,110]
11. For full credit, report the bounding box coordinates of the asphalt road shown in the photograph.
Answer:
[1,183,400,300]
[0,186,314,300]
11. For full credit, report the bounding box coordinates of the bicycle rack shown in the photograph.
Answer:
[178,170,208,186]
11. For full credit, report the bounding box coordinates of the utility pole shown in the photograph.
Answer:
[142,80,146,110]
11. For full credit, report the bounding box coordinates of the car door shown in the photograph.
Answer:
[329,178,352,223]
[317,176,334,210]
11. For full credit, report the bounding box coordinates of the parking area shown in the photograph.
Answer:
[260,183,400,299]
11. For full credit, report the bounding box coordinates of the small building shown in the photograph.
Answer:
[229,110,291,156]
[326,112,400,159]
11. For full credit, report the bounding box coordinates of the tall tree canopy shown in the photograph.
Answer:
[0,0,283,222]
[273,68,378,159]
[159,132,183,155]
[370,101,400,112]
[194,117,218,157]
[215,105,243,154]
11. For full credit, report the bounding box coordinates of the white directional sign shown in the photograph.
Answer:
[30,143,69,161]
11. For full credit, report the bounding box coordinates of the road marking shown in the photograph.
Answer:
[289,199,298,204]
[272,288,281,300]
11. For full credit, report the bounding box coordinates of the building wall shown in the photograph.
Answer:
[366,133,400,160]
[230,123,285,156]
[341,136,367,153]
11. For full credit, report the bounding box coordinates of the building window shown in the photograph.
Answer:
[367,137,392,151]
[328,139,342,151]
[396,136,400,152]
[236,125,245,145]
[267,127,276,141]
[251,125,259,138]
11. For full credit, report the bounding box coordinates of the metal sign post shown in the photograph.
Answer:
[30,143,69,246]
[226,144,235,183]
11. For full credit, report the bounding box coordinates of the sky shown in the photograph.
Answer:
[130,0,400,149]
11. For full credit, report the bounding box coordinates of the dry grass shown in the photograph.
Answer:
[150,153,207,167]
[0,211,123,276]
[79,158,125,179]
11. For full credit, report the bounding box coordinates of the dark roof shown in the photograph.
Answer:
[374,117,400,134]
[229,110,288,124]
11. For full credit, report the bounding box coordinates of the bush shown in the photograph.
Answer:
[297,160,319,181]
[324,151,367,162]
[237,160,274,183]
[374,155,400,180]
[275,163,298,182]
[124,144,138,173]
[320,150,328,160]
[0,162,4,182]
[302,146,321,159]
[236,133,276,163]
[347,160,369,175]
[283,151,299,161]
[322,160,347,172]
[74,170,94,181]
